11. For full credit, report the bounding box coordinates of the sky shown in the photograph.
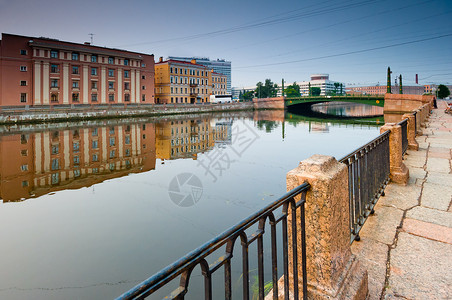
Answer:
[1,0,451,88]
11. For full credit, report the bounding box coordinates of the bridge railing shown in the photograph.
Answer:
[116,183,310,300]
[339,131,391,242]
[398,118,408,155]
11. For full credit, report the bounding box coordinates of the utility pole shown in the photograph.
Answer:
[387,67,392,94]
[282,78,285,97]
[309,82,311,96]
[399,74,403,94]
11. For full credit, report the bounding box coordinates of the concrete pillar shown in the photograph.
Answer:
[286,155,368,299]
[402,113,419,150]
[380,123,409,184]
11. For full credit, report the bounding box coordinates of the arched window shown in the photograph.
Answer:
[51,93,58,102]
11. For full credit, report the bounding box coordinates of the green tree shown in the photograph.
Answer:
[437,84,450,99]
[333,82,340,95]
[285,82,301,97]
[255,79,278,98]
[239,90,243,100]
[310,87,321,96]
[242,90,255,101]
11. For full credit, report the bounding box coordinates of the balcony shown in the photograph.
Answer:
[189,83,198,88]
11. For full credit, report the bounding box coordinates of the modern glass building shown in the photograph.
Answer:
[168,56,231,94]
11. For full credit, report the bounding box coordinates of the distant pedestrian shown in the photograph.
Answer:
[433,96,437,109]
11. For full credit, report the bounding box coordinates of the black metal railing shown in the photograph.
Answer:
[116,183,310,300]
[339,131,390,243]
[398,118,408,155]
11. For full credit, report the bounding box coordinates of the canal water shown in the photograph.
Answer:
[0,104,383,299]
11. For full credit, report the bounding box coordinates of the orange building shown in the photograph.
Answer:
[0,123,155,202]
[0,33,155,106]
[155,58,228,104]
[346,85,425,95]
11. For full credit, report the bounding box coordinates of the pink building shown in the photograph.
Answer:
[0,33,155,107]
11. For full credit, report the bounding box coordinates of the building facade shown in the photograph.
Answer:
[0,33,155,106]
[154,58,227,104]
[168,56,231,94]
[298,74,345,96]
[346,85,426,95]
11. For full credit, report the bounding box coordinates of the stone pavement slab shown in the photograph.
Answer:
[378,184,421,210]
[406,206,452,228]
[426,172,452,187]
[384,232,452,300]
[421,182,452,211]
[402,218,452,244]
[425,157,451,173]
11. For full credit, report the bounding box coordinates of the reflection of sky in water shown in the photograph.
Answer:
[311,102,384,117]
[0,114,380,299]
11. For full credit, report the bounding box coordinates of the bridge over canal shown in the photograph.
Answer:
[285,95,385,107]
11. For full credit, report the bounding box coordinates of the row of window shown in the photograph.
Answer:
[170,97,208,103]
[49,79,145,91]
[49,50,132,66]
[170,87,207,95]
[49,93,145,102]
[170,76,208,85]
[170,67,208,77]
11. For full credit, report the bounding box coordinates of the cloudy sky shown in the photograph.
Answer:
[1,0,451,88]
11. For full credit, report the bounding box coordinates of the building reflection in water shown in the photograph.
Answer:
[0,118,233,203]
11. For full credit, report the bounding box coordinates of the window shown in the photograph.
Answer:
[109,150,115,158]
[52,144,59,154]
[124,94,130,102]
[92,154,99,162]
[108,57,114,64]
[170,67,173,73]
[51,173,59,184]
[92,128,98,136]
[74,169,80,177]
[72,66,79,74]
[91,94,98,102]
[170,76,173,83]
[20,93,27,102]
[21,149,28,156]
[20,66,27,72]
[72,81,79,88]
[124,59,129,66]
[91,55,98,62]
[50,50,58,58]
[51,79,59,88]
[109,94,114,102]
[142,94,146,101]
[124,82,130,90]
[125,135,130,144]
[92,139,99,150]
[92,168,99,173]
[22,180,29,187]
[51,159,59,170]
[142,85,145,90]
[109,137,115,146]
[51,64,59,73]
[124,70,130,78]
[91,81,98,89]
[72,93,79,102]
[91,67,98,75]
[108,69,114,77]
[20,80,27,86]
[142,75,145,79]
[175,67,178,73]
[125,149,131,156]
[73,156,80,165]
[108,81,114,89]
[141,63,146,67]
[73,142,80,152]
[20,49,27,55]
[72,52,79,60]
[51,93,58,102]
[109,127,115,135]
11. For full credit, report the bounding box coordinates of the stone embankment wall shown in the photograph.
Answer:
[384,93,434,114]
[0,102,254,125]
[253,97,285,110]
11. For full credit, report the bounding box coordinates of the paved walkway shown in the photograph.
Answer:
[351,100,452,300]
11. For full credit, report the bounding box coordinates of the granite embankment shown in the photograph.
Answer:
[0,102,255,125]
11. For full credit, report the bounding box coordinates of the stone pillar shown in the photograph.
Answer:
[380,123,409,184]
[286,155,368,299]
[402,113,419,150]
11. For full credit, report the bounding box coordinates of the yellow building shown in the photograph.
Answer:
[155,58,211,104]
[155,119,229,160]
[210,71,228,96]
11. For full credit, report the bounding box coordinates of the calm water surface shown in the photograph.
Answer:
[0,106,382,299]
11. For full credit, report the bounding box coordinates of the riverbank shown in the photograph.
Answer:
[351,100,452,299]
[0,102,254,125]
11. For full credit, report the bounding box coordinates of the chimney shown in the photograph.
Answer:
[159,56,163,63]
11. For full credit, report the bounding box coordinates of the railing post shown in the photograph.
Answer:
[380,123,409,184]
[286,155,368,299]
[414,109,423,135]
[402,113,419,150]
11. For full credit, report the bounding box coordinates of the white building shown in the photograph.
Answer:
[298,74,345,96]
